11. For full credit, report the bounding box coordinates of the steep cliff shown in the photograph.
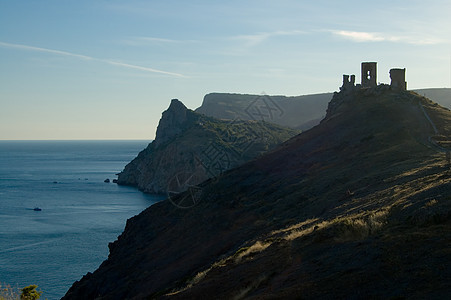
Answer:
[116,99,300,194]
[65,87,451,299]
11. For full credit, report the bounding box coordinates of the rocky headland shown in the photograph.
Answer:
[64,87,451,299]
[116,99,299,195]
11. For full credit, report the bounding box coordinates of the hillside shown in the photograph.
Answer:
[196,88,451,131]
[116,99,299,195]
[413,88,451,109]
[64,87,450,299]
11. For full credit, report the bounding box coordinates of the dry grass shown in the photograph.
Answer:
[165,268,211,296]
[270,218,319,236]
[166,239,273,296]
[329,211,387,242]
[234,241,271,263]
[425,199,438,207]
[282,210,388,242]
[284,220,326,241]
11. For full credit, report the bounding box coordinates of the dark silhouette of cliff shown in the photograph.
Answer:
[64,87,451,299]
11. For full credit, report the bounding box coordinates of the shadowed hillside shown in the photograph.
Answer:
[64,87,450,299]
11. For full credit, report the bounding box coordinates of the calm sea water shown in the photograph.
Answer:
[0,140,164,299]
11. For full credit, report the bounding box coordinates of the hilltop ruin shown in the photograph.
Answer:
[341,62,407,91]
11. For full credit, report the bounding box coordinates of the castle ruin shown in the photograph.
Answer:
[342,74,356,90]
[389,68,407,90]
[361,62,377,87]
[340,62,407,91]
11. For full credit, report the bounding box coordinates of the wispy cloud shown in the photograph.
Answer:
[0,41,185,77]
[232,30,306,47]
[330,30,443,45]
[105,60,184,77]
[136,36,181,43]
[123,36,200,47]
[0,41,93,60]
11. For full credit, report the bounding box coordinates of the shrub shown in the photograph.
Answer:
[0,283,43,300]
[20,285,42,300]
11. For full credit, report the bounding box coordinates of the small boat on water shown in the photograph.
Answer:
[33,207,42,211]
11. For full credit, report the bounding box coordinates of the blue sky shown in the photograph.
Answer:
[1,0,450,140]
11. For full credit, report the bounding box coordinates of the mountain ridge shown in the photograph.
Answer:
[195,88,451,131]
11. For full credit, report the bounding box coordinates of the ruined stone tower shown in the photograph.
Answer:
[390,68,407,90]
[341,74,356,90]
[361,62,377,87]
[339,62,407,92]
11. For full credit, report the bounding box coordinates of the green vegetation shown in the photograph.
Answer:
[0,284,42,300]
[20,285,42,300]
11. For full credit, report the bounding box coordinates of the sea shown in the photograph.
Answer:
[0,140,165,299]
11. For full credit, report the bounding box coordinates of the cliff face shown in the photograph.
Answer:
[65,88,451,299]
[116,99,300,194]
[154,99,188,148]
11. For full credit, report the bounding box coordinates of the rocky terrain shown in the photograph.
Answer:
[196,88,451,130]
[116,99,299,195]
[64,86,451,299]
